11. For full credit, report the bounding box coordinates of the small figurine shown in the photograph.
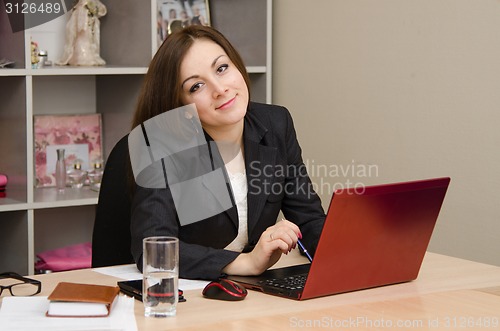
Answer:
[31,40,40,68]
[57,0,107,66]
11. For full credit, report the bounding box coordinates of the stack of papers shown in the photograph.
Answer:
[0,264,209,330]
[94,264,209,291]
[0,295,137,331]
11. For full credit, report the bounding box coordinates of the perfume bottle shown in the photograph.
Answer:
[55,149,66,192]
[87,159,104,191]
[67,160,87,189]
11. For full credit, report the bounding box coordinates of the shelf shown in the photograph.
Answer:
[246,66,267,74]
[1,187,100,211]
[33,187,99,209]
[30,65,264,76]
[0,187,28,212]
[0,67,148,76]
[1,66,266,76]
[28,66,148,76]
[0,69,27,76]
[0,0,273,275]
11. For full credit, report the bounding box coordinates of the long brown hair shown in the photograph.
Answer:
[131,25,251,130]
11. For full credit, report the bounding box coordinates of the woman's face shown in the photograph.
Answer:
[179,39,249,134]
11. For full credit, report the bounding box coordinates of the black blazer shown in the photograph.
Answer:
[130,102,326,280]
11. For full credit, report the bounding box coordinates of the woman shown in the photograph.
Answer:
[130,25,325,280]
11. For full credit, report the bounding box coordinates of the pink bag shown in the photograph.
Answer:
[35,242,92,272]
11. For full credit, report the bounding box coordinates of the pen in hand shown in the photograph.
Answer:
[279,218,313,263]
[297,239,313,263]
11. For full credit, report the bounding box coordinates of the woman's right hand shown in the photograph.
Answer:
[222,219,302,276]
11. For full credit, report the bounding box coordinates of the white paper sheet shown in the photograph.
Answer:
[93,264,142,281]
[93,264,209,291]
[0,295,137,331]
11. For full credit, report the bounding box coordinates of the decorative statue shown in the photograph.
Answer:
[57,0,107,66]
[31,40,40,68]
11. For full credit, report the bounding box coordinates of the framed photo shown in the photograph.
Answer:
[157,0,211,46]
[34,114,103,188]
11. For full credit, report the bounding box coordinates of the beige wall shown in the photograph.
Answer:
[272,0,500,266]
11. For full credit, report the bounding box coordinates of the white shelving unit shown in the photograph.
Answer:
[0,0,272,275]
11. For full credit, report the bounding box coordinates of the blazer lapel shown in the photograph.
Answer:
[244,115,277,237]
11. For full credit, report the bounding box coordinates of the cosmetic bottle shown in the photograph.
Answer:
[67,160,87,189]
[55,149,66,192]
[87,159,104,191]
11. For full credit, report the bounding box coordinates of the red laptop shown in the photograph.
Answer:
[227,177,450,300]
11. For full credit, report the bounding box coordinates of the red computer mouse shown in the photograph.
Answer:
[202,279,248,301]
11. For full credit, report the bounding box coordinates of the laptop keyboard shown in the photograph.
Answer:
[258,274,307,291]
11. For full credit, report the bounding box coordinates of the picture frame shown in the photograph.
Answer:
[34,114,103,188]
[157,0,211,46]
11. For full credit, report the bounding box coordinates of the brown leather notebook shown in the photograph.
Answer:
[46,282,120,317]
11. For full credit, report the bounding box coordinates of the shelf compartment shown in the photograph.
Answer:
[0,211,30,275]
[0,4,25,69]
[34,205,95,269]
[0,76,27,205]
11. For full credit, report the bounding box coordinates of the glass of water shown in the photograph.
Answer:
[143,236,179,317]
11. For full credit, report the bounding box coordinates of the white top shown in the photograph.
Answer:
[224,171,248,252]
